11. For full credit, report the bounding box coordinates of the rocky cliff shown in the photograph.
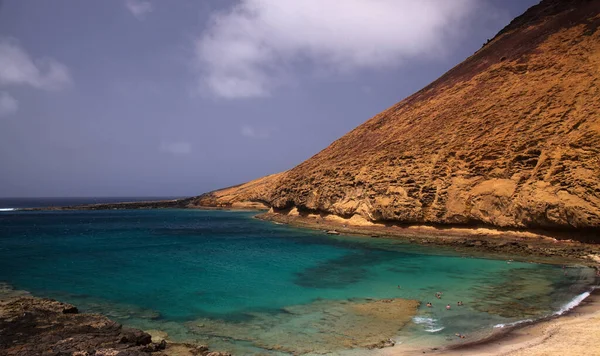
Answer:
[194,0,600,234]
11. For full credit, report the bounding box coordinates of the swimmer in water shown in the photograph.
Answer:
[446,304,451,310]
[426,302,432,308]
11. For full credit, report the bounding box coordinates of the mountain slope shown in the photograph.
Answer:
[192,0,600,233]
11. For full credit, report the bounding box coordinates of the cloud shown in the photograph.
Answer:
[0,38,72,91]
[159,141,192,155]
[0,91,18,117]
[241,125,270,139]
[125,0,154,20]
[195,0,480,99]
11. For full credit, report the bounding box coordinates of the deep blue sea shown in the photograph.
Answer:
[0,207,597,355]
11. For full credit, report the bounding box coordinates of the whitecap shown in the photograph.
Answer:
[413,316,444,332]
[412,316,436,325]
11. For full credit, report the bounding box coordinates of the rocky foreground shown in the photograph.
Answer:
[189,0,600,239]
[0,296,229,356]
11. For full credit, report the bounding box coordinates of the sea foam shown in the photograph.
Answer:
[413,316,445,332]
[554,290,591,316]
[494,289,594,328]
[493,318,534,329]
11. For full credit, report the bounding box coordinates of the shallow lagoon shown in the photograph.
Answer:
[0,209,596,354]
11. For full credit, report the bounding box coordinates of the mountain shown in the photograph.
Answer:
[191,0,600,234]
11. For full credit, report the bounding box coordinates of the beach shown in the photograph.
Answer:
[366,289,600,356]
[2,287,599,356]
[2,0,600,354]
[1,208,598,355]
[439,289,600,356]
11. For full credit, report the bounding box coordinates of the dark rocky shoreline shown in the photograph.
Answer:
[257,211,600,267]
[0,295,230,356]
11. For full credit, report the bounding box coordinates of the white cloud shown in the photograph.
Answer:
[241,125,270,139]
[0,91,18,117]
[125,0,154,20]
[0,38,72,91]
[195,0,480,99]
[159,141,192,155]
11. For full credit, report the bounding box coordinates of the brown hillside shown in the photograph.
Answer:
[193,0,600,233]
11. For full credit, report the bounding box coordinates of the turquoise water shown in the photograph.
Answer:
[0,209,596,354]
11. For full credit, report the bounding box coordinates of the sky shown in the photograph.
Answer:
[0,0,539,198]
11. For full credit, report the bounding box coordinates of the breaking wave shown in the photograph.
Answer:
[413,316,445,333]
[554,290,591,316]
[495,289,594,328]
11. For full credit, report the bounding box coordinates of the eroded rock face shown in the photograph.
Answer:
[0,296,228,356]
[194,0,600,235]
[0,297,159,356]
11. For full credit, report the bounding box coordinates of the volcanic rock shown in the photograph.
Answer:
[191,0,600,237]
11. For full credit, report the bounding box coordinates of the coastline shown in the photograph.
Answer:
[2,285,598,356]
[431,287,600,356]
[15,198,194,211]
[4,204,600,355]
[12,200,600,265]
[256,210,600,266]
[0,286,231,356]
[368,287,600,356]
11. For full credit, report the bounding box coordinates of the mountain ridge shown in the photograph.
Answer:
[190,0,600,236]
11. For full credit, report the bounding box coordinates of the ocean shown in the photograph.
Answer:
[0,208,596,355]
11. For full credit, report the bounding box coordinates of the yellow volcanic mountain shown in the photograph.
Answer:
[191,0,600,233]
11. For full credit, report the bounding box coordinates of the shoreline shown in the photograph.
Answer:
[10,201,600,265]
[2,284,598,356]
[256,210,600,266]
[0,286,231,356]
[4,205,600,355]
[431,287,600,356]
[370,287,600,356]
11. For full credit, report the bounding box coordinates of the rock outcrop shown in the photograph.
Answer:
[195,0,600,236]
[188,173,284,210]
[0,296,229,356]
